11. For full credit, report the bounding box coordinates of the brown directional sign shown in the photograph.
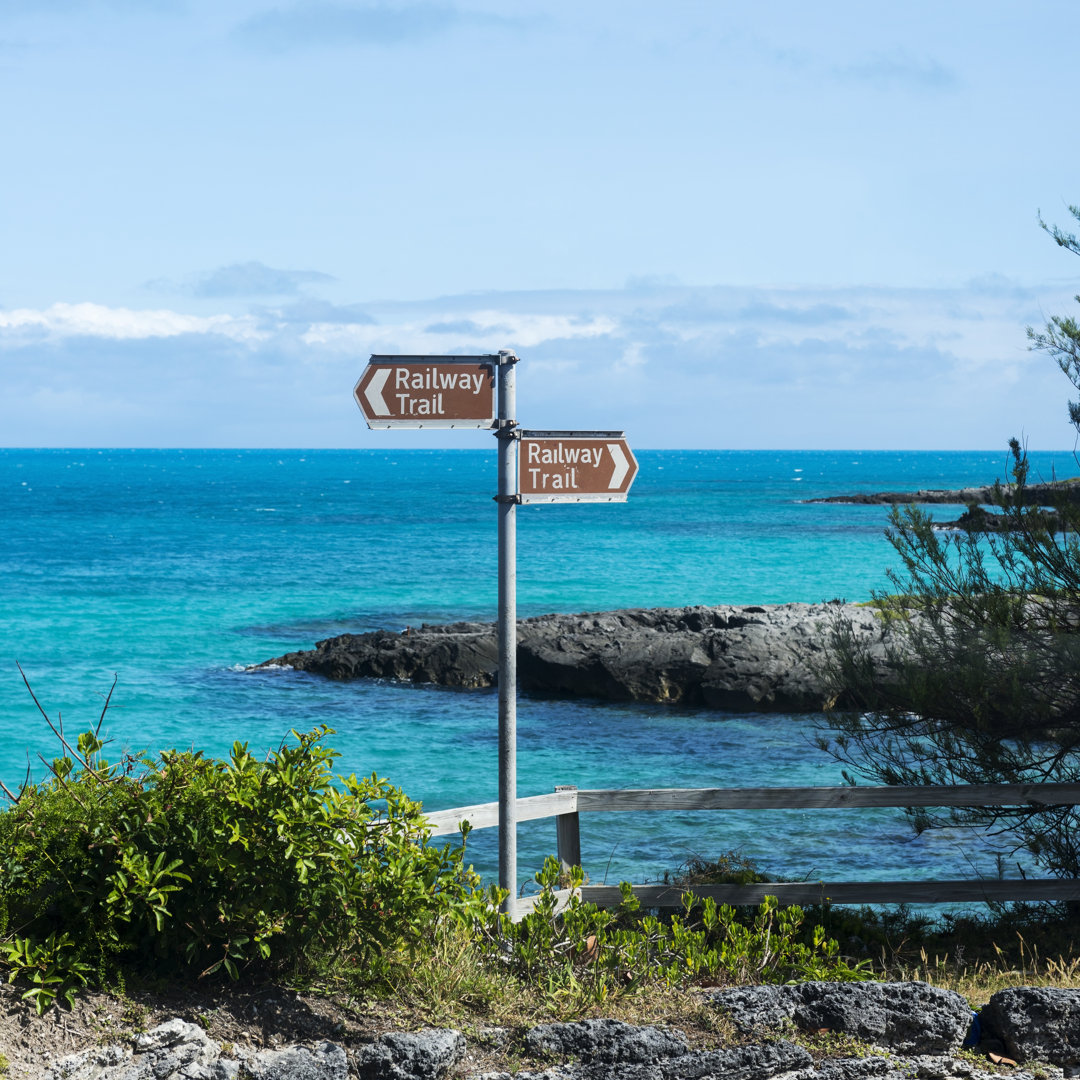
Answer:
[518,430,639,503]
[354,355,497,429]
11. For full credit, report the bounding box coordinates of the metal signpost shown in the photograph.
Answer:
[354,351,638,912]
[493,353,518,906]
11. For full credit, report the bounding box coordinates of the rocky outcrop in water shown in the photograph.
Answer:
[932,505,1065,533]
[257,602,892,711]
[805,479,1080,507]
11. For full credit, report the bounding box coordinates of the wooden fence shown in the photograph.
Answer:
[423,783,1080,918]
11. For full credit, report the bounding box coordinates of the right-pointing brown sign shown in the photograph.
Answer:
[518,430,639,503]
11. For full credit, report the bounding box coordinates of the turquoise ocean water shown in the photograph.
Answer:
[1,447,1071,894]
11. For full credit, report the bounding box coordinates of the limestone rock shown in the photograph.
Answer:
[980,987,1080,1065]
[44,1044,133,1080]
[813,1054,1065,1080]
[813,1058,895,1080]
[705,982,973,1054]
[468,1038,812,1080]
[523,1019,688,1064]
[46,1019,225,1080]
[353,1029,466,1080]
[133,1018,209,1052]
[703,985,794,1031]
[246,1041,347,1080]
[662,1040,815,1080]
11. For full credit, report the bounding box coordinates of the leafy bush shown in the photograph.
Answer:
[0,724,496,1010]
[477,857,872,1009]
[0,703,874,1018]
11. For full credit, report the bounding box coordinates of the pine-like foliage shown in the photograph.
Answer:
[821,209,1080,883]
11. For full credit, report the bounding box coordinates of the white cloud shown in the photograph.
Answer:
[1,287,1062,375]
[2,280,1076,449]
[299,310,618,351]
[0,302,266,343]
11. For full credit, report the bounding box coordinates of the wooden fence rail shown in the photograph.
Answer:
[424,782,1080,916]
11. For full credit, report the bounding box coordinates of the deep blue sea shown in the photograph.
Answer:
[1,448,1071,896]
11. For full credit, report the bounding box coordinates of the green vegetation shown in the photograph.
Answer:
[482,858,870,1009]
[0,717,495,1012]
[1,712,1077,1032]
[821,207,1080,884]
[1029,205,1080,425]
[0,702,868,1015]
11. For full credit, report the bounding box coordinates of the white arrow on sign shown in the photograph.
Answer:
[363,367,391,416]
[607,443,630,489]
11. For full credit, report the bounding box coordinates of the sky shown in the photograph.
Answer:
[3,0,1080,450]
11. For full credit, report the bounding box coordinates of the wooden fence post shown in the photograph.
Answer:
[554,784,581,875]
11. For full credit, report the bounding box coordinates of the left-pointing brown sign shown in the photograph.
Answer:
[354,355,497,429]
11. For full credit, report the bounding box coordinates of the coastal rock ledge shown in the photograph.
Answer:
[258,602,888,711]
[40,985,1080,1080]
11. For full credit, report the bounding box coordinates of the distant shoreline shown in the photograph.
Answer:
[805,477,1080,506]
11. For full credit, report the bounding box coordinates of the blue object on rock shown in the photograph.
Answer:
[962,1012,982,1049]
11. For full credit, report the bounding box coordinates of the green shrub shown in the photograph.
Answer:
[0,725,496,1009]
[1,932,91,1014]
[0,713,875,1018]
[478,857,873,1009]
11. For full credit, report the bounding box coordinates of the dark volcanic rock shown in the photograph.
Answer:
[483,1039,813,1080]
[705,982,974,1054]
[980,987,1080,1065]
[257,602,891,711]
[266,623,502,689]
[353,1030,465,1080]
[523,1019,688,1064]
[248,1042,348,1080]
[51,995,1064,1080]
